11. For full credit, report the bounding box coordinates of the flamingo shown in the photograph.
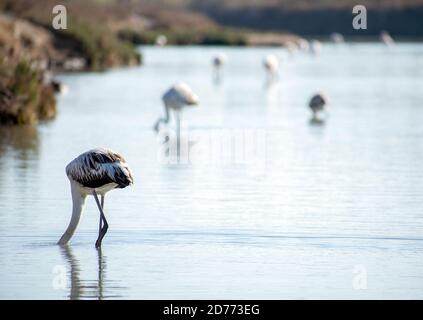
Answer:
[309,93,328,120]
[380,31,394,46]
[154,83,199,133]
[212,53,226,82]
[310,40,322,55]
[330,32,345,44]
[213,53,226,69]
[297,39,310,51]
[58,148,134,248]
[263,54,279,82]
[154,83,199,159]
[156,34,168,47]
[51,80,68,94]
[285,42,298,56]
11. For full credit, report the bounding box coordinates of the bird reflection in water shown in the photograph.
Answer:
[212,53,226,85]
[157,125,198,165]
[60,246,124,300]
[309,117,326,126]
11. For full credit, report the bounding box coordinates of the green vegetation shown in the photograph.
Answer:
[0,0,142,71]
[56,17,141,71]
[0,58,56,125]
[0,0,141,125]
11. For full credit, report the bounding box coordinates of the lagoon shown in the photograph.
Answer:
[0,44,423,299]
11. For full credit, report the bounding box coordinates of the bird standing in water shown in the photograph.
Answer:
[58,148,134,248]
[330,32,345,44]
[154,83,199,159]
[380,31,395,46]
[154,83,199,133]
[310,40,322,55]
[309,93,328,120]
[212,53,226,83]
[263,54,279,83]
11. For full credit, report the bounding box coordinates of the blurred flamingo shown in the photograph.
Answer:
[263,54,279,82]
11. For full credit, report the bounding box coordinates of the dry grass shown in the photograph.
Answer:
[0,0,141,71]
[0,56,56,125]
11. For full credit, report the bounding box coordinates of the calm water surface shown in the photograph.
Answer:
[1,44,423,299]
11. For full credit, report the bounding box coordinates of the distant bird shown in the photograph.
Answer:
[297,39,310,51]
[154,83,199,132]
[51,80,68,94]
[310,40,322,55]
[156,34,168,47]
[330,32,345,44]
[285,42,298,56]
[212,53,226,82]
[309,93,327,119]
[154,83,199,158]
[263,54,279,82]
[58,148,134,248]
[42,72,68,94]
[213,53,226,69]
[380,31,394,46]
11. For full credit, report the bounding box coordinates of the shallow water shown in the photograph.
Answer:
[1,44,423,299]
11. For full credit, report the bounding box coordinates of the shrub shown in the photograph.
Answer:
[0,58,56,125]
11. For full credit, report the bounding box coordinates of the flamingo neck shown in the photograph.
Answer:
[58,181,86,245]
[154,105,170,132]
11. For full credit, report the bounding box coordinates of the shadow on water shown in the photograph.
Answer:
[157,129,197,166]
[60,246,126,300]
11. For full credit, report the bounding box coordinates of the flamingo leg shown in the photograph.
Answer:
[175,110,180,161]
[97,195,104,235]
[93,191,108,248]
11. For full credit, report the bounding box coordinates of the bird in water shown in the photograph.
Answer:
[212,53,226,83]
[154,83,199,160]
[380,31,395,46]
[263,54,279,83]
[154,83,199,133]
[309,93,328,121]
[156,34,168,47]
[310,40,322,55]
[285,42,298,57]
[330,32,345,44]
[58,148,134,248]
[297,39,310,52]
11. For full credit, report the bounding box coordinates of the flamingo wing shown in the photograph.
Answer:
[66,148,134,189]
